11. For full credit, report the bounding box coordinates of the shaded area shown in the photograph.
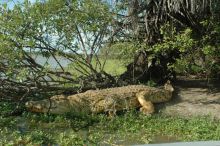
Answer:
[157,78,220,119]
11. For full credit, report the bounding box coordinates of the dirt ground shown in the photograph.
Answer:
[157,78,220,119]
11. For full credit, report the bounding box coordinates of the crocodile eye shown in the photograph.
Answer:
[25,102,32,108]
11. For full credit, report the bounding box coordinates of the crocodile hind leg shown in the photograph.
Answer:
[136,91,155,115]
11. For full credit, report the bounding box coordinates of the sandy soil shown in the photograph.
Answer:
[157,79,220,119]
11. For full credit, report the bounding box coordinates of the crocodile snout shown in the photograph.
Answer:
[25,101,45,113]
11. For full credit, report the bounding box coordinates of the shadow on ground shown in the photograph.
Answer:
[156,78,220,119]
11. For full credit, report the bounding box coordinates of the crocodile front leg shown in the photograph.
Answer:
[136,91,155,115]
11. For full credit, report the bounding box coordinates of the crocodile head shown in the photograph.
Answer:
[25,97,71,114]
[25,100,50,113]
[164,80,174,92]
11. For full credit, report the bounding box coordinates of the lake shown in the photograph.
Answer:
[33,55,72,69]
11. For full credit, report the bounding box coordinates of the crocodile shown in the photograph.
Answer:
[25,81,174,115]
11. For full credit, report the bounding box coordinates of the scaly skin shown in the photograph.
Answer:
[25,81,174,115]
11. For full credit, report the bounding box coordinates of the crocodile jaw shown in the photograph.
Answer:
[164,80,174,93]
[25,99,71,114]
[25,100,49,113]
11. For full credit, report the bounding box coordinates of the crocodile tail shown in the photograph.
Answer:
[164,80,174,92]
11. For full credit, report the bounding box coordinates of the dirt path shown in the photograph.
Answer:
[157,79,220,119]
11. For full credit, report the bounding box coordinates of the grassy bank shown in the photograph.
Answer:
[66,58,127,77]
[1,102,220,145]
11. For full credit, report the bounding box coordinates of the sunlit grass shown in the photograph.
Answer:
[66,58,127,77]
[100,59,127,75]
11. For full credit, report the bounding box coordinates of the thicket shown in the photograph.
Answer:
[108,0,220,83]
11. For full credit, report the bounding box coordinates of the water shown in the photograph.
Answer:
[33,55,71,69]
[151,135,179,144]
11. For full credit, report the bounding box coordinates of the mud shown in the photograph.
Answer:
[157,78,220,119]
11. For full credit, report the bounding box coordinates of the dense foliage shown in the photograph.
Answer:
[105,0,220,84]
